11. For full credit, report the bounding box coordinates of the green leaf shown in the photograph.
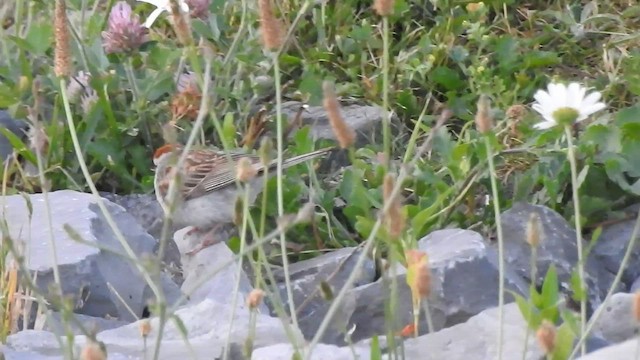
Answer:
[0,83,19,108]
[523,51,560,68]
[431,67,465,91]
[552,322,576,360]
[25,22,53,55]
[354,216,375,239]
[222,113,236,145]
[570,270,586,302]
[575,165,589,190]
[530,284,543,309]
[0,127,36,164]
[541,264,559,310]
[512,292,539,329]
[227,236,241,253]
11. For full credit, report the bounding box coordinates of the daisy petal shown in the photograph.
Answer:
[581,102,606,118]
[531,103,551,118]
[533,90,553,109]
[144,7,165,27]
[533,120,557,130]
[582,91,602,107]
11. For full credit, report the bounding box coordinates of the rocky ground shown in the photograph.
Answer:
[1,190,639,359]
[1,105,640,359]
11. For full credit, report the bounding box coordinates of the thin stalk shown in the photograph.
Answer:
[402,94,431,163]
[381,16,391,168]
[272,52,298,327]
[521,246,537,360]
[306,111,451,359]
[151,305,167,360]
[33,144,61,288]
[564,125,586,357]
[222,185,251,360]
[124,58,140,101]
[59,79,161,297]
[124,58,152,147]
[422,299,434,334]
[568,208,640,359]
[33,131,72,360]
[484,135,505,360]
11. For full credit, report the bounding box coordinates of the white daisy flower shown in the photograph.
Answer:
[531,82,606,130]
[138,0,189,28]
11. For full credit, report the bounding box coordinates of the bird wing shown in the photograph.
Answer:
[183,149,263,200]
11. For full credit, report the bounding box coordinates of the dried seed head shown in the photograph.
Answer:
[506,104,527,121]
[101,1,149,54]
[634,291,640,322]
[54,0,71,77]
[373,0,394,16]
[258,0,283,50]
[466,2,485,12]
[525,212,542,247]
[323,81,355,149]
[236,157,257,182]
[247,289,265,309]
[80,340,106,360]
[171,74,202,121]
[295,202,316,224]
[139,319,151,337]
[405,250,431,299]
[28,122,49,156]
[474,94,493,134]
[536,320,556,355]
[170,0,193,46]
[382,173,406,239]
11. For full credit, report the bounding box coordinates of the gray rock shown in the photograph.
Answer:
[348,229,529,344]
[272,247,376,343]
[0,110,27,163]
[499,202,619,309]
[278,100,391,170]
[252,343,371,360]
[590,292,638,343]
[173,227,266,313]
[577,338,638,360]
[630,276,640,292]
[398,303,544,360]
[98,193,165,240]
[0,190,180,322]
[280,101,386,147]
[44,311,129,335]
[2,330,63,360]
[4,298,303,359]
[592,211,640,287]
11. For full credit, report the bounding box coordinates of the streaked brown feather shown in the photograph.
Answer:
[154,144,333,202]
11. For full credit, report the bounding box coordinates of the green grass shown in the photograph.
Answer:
[1,0,640,358]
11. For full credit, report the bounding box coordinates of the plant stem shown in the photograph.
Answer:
[306,112,450,359]
[484,135,505,360]
[272,52,298,328]
[564,124,586,357]
[522,245,537,360]
[222,185,251,360]
[381,16,391,168]
[568,206,640,359]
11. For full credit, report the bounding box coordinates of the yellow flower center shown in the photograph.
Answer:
[552,107,580,126]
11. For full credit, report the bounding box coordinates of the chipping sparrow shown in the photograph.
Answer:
[153,144,331,253]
